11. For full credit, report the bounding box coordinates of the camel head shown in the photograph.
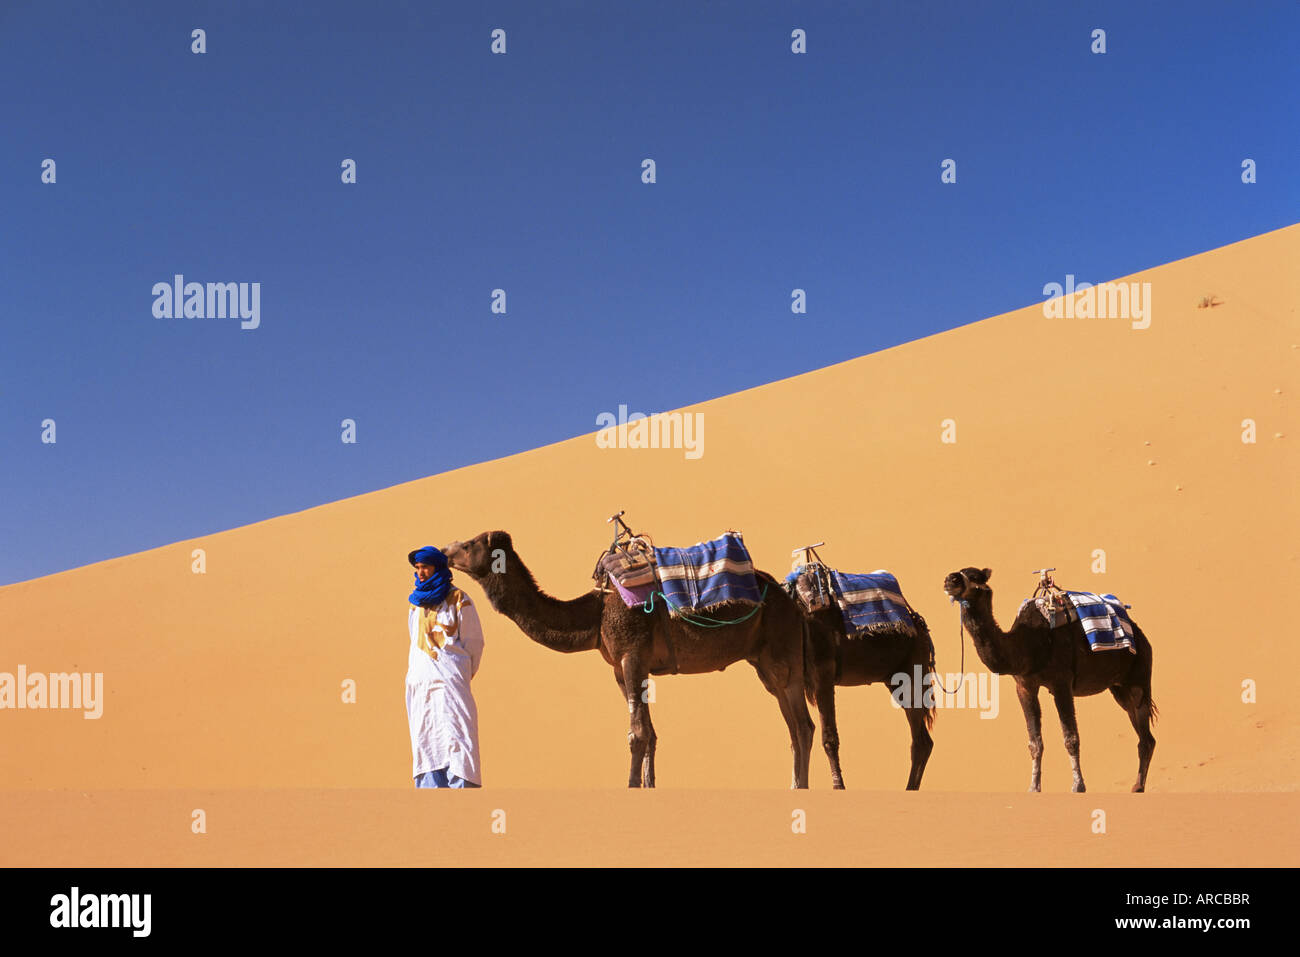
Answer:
[943,567,993,604]
[442,531,513,580]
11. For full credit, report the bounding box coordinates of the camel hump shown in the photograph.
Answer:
[1021,586,1137,653]
[650,531,763,617]
[1064,590,1137,654]
[828,569,918,639]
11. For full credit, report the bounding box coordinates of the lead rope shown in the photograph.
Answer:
[930,603,967,695]
[642,583,769,627]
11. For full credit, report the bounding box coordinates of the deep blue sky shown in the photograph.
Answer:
[2,0,1296,585]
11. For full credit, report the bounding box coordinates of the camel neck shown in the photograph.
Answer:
[960,593,1023,675]
[475,549,602,654]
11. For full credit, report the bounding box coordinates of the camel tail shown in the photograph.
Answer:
[1138,624,1158,725]
[914,610,937,732]
[924,634,938,732]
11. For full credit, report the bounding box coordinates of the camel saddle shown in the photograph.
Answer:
[598,547,657,589]
[1029,587,1072,629]
[1022,574,1137,653]
[1027,570,1072,629]
[594,533,658,607]
[595,528,764,617]
[651,531,763,616]
[785,547,920,638]
[786,561,837,612]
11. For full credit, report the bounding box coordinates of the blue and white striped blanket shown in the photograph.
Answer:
[829,570,918,638]
[653,532,763,616]
[1067,591,1136,653]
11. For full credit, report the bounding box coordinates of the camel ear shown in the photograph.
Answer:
[982,568,993,581]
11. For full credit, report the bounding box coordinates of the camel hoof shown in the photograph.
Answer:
[1132,784,1145,793]
[1073,783,1087,793]
[833,783,845,791]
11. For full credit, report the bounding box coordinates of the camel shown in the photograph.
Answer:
[788,565,936,790]
[442,531,815,788]
[942,567,1157,792]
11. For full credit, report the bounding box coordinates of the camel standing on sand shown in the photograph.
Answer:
[788,567,936,790]
[442,531,815,788]
[942,567,1157,792]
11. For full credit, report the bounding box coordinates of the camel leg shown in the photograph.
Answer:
[1015,680,1044,792]
[640,705,657,788]
[1111,686,1156,792]
[903,704,934,790]
[781,682,815,790]
[812,662,844,789]
[752,655,814,789]
[612,664,639,788]
[613,663,627,704]
[901,644,936,790]
[617,656,653,788]
[1050,685,1085,793]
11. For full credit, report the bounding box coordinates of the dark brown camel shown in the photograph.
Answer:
[788,567,936,790]
[942,567,1157,792]
[442,531,815,788]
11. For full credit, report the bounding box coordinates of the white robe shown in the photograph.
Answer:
[405,587,485,784]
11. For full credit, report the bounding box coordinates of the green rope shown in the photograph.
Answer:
[642,583,768,627]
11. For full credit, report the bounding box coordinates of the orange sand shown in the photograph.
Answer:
[2,224,1296,866]
[0,790,1293,867]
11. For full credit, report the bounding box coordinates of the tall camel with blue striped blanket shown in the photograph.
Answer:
[943,567,1157,792]
[787,566,937,790]
[443,531,815,788]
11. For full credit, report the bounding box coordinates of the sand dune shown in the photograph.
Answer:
[2,225,1296,864]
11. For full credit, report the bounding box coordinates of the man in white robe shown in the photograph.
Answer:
[406,546,485,787]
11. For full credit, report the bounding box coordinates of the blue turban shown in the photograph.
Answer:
[408,546,453,608]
